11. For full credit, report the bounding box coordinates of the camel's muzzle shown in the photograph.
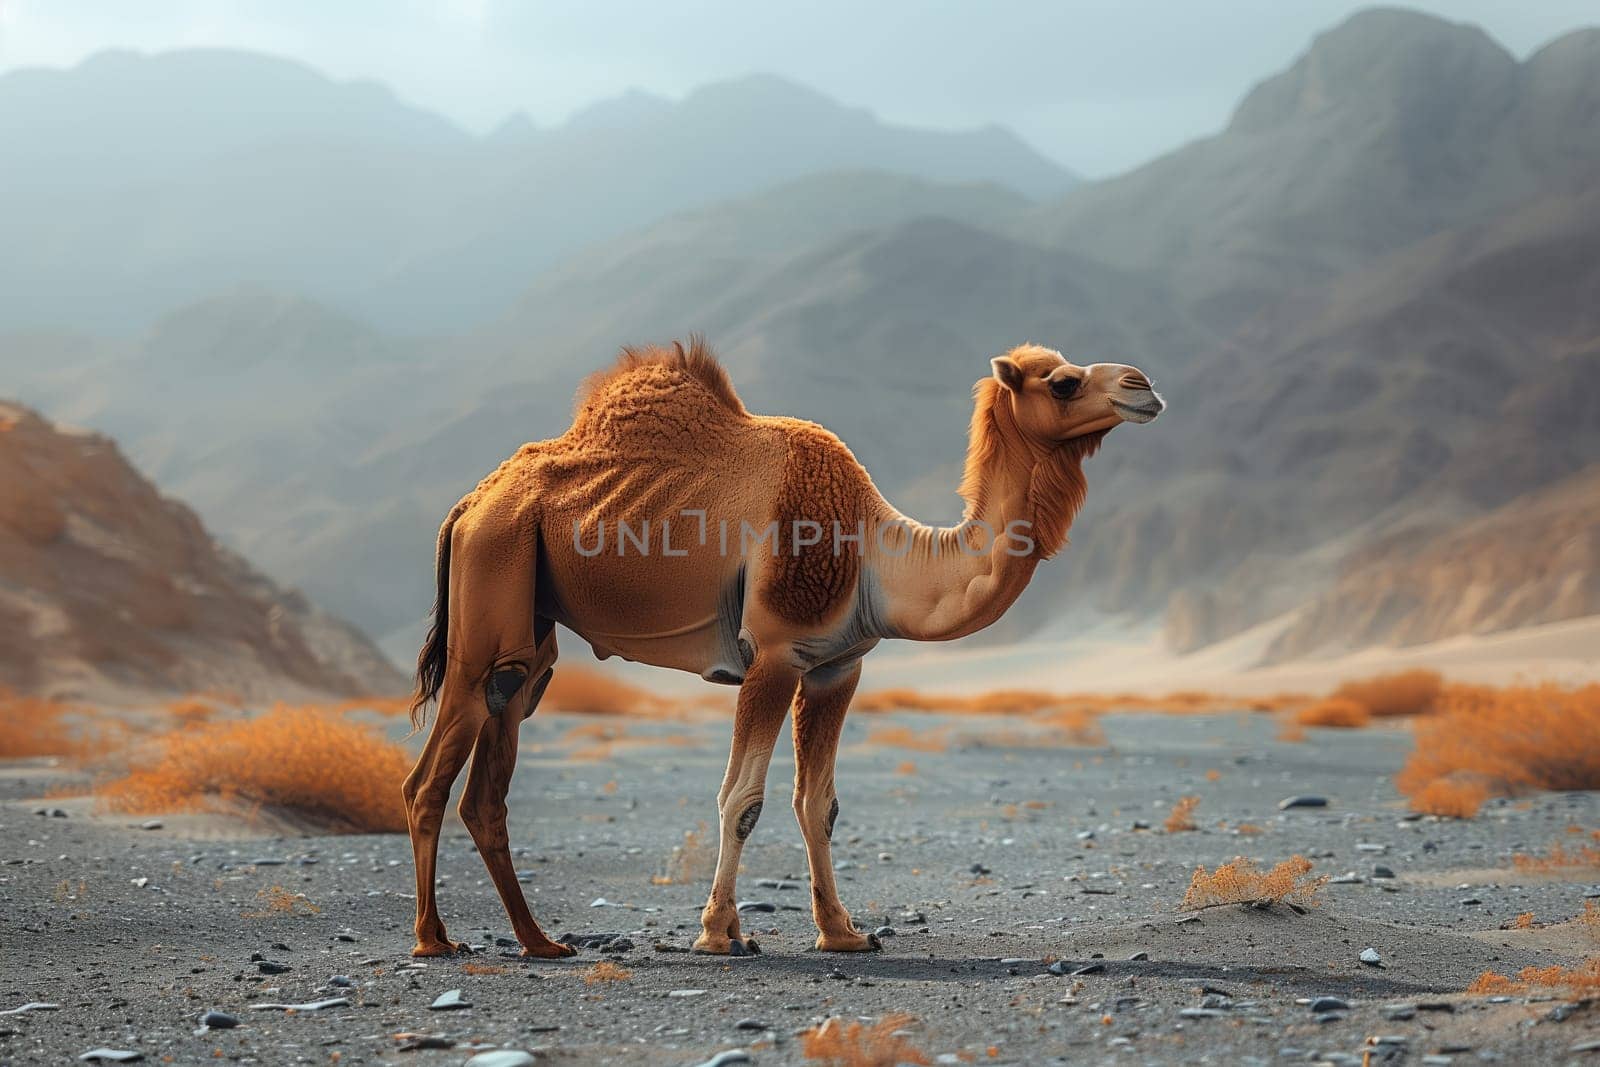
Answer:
[1111,389,1165,424]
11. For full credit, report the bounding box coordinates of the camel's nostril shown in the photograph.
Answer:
[1120,372,1152,391]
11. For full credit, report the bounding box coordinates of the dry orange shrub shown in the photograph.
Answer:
[1331,669,1442,718]
[1035,707,1106,746]
[97,704,411,832]
[461,962,508,976]
[1396,683,1600,818]
[800,1014,930,1067]
[1181,856,1326,911]
[1165,795,1200,832]
[895,760,918,776]
[244,885,320,917]
[854,687,1249,717]
[166,697,219,726]
[1583,901,1600,939]
[1469,959,1600,996]
[1409,778,1488,819]
[1512,912,1536,929]
[583,961,632,984]
[864,725,949,752]
[0,690,83,757]
[1294,698,1371,729]
[1511,841,1600,872]
[1276,719,1308,743]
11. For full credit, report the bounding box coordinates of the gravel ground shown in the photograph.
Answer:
[3,710,1599,1065]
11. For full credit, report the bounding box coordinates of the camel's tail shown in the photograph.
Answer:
[410,513,456,731]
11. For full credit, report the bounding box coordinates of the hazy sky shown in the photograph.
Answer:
[2,1,1594,177]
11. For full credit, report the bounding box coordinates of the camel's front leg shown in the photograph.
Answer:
[694,659,798,955]
[792,662,879,951]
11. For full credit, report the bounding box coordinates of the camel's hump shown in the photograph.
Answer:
[573,337,748,421]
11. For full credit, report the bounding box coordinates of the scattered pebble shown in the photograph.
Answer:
[1359,947,1383,966]
[734,1018,770,1031]
[1,1002,61,1015]
[1278,795,1328,810]
[873,926,896,939]
[693,1052,752,1067]
[198,1010,239,1030]
[736,900,776,913]
[249,998,349,1012]
[667,989,707,998]
[79,1051,143,1063]
[429,989,471,1011]
[464,1052,538,1067]
[1309,997,1350,1013]
[255,960,291,975]
[1372,865,1396,880]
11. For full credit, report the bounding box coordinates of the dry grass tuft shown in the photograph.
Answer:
[1511,840,1600,872]
[166,697,220,727]
[1468,959,1600,997]
[1164,795,1200,833]
[97,704,411,832]
[1582,901,1600,940]
[244,885,319,918]
[800,1013,930,1067]
[1276,719,1308,743]
[1409,778,1489,819]
[1331,669,1443,718]
[1512,911,1536,929]
[1181,856,1326,911]
[0,689,83,757]
[583,961,632,984]
[864,725,949,752]
[461,962,508,975]
[652,821,716,885]
[1396,683,1600,817]
[1294,697,1371,729]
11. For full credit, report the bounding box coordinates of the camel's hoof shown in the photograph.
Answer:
[411,939,468,958]
[815,930,881,953]
[520,941,578,959]
[692,934,760,956]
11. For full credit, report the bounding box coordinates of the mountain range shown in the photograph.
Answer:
[3,6,1597,686]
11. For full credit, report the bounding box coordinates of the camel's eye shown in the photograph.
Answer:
[1049,376,1080,400]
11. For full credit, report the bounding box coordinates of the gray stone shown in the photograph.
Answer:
[198,1010,239,1029]
[429,989,471,1011]
[79,1051,143,1063]
[693,1052,752,1067]
[1309,997,1350,1013]
[736,900,776,913]
[1359,947,1383,966]
[1278,795,1328,810]
[464,1052,539,1067]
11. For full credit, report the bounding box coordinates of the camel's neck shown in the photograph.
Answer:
[868,381,1098,643]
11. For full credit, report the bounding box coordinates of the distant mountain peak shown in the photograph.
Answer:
[562,86,673,131]
[1228,7,1514,133]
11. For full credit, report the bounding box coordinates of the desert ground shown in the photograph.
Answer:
[4,704,1598,1066]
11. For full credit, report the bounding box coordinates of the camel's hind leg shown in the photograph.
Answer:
[403,667,485,956]
[694,658,799,955]
[793,662,878,951]
[403,513,543,958]
[457,629,575,959]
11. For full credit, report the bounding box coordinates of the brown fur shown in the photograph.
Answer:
[763,418,872,625]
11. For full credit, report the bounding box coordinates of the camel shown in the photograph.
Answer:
[403,338,1164,958]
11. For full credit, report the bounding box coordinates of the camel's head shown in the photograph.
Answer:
[989,344,1164,442]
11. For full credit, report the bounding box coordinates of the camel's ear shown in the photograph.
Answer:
[990,356,1026,393]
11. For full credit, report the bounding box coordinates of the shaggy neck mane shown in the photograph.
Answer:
[957,378,1103,560]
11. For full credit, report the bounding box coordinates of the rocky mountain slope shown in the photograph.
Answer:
[0,402,402,699]
[1261,463,1600,661]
